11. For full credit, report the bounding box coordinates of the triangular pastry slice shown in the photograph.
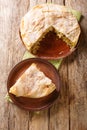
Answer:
[9,63,56,98]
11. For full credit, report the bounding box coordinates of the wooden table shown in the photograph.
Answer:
[0,0,87,130]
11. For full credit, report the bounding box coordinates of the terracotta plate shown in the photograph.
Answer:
[7,58,60,111]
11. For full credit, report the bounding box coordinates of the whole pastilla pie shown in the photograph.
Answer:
[9,63,56,98]
[20,4,81,58]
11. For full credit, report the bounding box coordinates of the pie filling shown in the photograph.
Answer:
[31,29,71,58]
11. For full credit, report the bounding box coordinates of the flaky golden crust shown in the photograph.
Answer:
[9,64,56,98]
[20,4,81,52]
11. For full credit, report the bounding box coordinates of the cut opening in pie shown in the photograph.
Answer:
[30,27,71,59]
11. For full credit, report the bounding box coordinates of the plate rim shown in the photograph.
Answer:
[7,58,60,111]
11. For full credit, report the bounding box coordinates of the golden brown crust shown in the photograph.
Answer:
[20,4,81,52]
[9,63,56,98]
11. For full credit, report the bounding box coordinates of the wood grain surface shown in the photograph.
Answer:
[0,0,87,130]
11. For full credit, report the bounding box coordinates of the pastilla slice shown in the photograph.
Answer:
[9,63,56,98]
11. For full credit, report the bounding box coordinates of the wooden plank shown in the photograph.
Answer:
[38,0,47,4]
[29,110,49,130]
[49,60,69,130]
[0,0,30,130]
[52,0,64,4]
[65,0,87,130]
